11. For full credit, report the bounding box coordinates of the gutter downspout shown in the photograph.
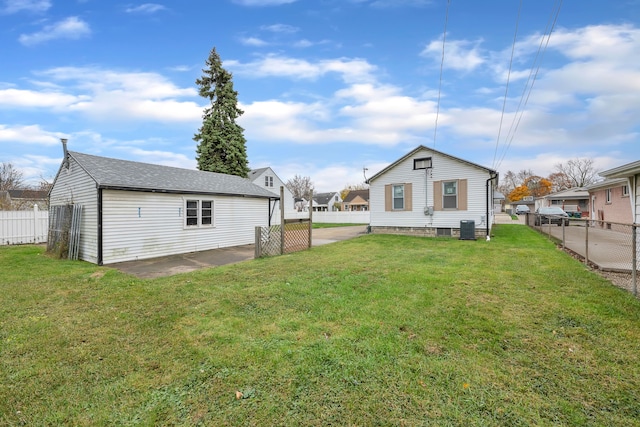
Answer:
[97,188,103,265]
[486,172,498,240]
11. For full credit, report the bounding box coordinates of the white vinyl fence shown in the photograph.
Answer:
[0,206,49,245]
[289,211,370,224]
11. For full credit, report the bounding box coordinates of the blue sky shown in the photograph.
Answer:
[1,0,639,191]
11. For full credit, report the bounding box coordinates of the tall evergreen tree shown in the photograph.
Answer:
[194,47,250,177]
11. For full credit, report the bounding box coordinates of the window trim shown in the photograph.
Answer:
[605,188,612,204]
[442,180,458,210]
[184,198,215,228]
[392,184,405,210]
[622,185,629,197]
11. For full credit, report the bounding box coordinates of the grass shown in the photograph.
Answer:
[2,225,640,426]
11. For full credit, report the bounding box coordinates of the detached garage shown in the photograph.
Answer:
[49,143,276,265]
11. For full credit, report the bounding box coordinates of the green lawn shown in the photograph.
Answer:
[2,225,640,426]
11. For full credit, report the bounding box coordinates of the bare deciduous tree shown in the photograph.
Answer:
[547,172,572,192]
[0,162,24,191]
[285,174,314,199]
[554,158,600,188]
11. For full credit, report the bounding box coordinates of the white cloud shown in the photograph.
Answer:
[0,124,62,145]
[0,88,87,108]
[421,38,485,71]
[227,54,377,83]
[293,39,331,48]
[261,23,299,33]
[3,67,202,123]
[19,16,91,46]
[1,0,50,14]
[239,36,269,47]
[125,147,196,169]
[125,3,167,14]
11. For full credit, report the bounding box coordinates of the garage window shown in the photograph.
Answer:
[185,199,214,227]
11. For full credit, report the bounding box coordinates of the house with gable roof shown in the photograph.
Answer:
[595,160,640,224]
[366,145,498,239]
[49,141,277,265]
[312,192,342,211]
[342,189,369,211]
[248,167,295,221]
[586,178,632,224]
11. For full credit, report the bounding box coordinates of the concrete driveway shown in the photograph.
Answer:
[111,225,367,279]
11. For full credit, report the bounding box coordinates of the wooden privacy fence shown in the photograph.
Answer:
[0,206,48,245]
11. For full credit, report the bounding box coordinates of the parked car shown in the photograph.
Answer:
[515,204,530,215]
[535,206,570,226]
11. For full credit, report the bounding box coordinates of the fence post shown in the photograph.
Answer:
[561,218,565,250]
[255,226,261,259]
[632,225,637,296]
[585,220,589,266]
[33,204,40,243]
[308,196,313,248]
[280,186,285,255]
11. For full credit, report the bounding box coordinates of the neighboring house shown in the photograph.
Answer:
[366,145,498,239]
[537,187,590,217]
[294,198,309,212]
[313,192,342,211]
[342,189,369,211]
[248,167,296,221]
[49,144,277,265]
[0,189,49,210]
[599,160,640,224]
[587,178,633,224]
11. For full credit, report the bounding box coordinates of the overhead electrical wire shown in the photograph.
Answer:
[492,0,523,170]
[432,0,451,149]
[495,0,564,170]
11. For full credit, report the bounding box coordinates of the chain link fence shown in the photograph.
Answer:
[527,213,638,296]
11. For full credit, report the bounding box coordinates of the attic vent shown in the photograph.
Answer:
[414,157,432,170]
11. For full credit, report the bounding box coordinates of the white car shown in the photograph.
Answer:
[515,205,530,215]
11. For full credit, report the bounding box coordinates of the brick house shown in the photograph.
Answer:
[587,178,633,224]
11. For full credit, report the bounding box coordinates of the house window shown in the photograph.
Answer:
[265,176,273,187]
[414,157,432,170]
[622,185,629,197]
[443,181,458,209]
[605,188,612,204]
[393,185,404,210]
[185,199,214,227]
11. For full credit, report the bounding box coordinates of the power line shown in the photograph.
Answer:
[433,0,451,149]
[492,0,523,170]
[495,0,563,170]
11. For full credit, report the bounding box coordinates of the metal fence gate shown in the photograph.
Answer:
[47,204,82,260]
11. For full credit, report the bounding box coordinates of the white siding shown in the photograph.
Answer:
[101,190,269,264]
[49,158,99,263]
[370,148,494,231]
[635,174,640,225]
[250,168,295,222]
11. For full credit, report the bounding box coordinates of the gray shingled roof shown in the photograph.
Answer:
[69,151,276,199]
[248,167,269,181]
[314,192,338,205]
